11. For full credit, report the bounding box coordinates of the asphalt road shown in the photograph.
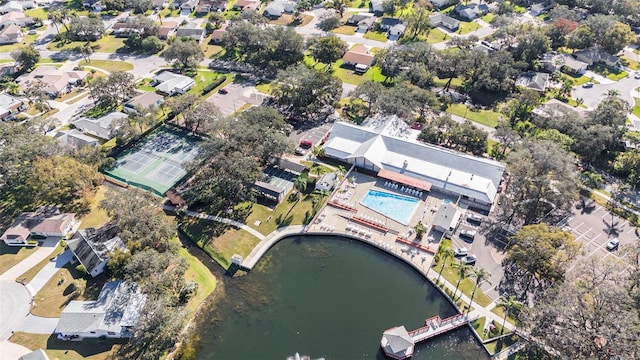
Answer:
[572,74,639,110]
[0,281,31,341]
[206,82,266,117]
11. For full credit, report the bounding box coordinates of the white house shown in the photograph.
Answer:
[0,93,27,121]
[152,71,196,96]
[322,117,505,211]
[429,13,460,31]
[1,206,77,246]
[0,11,34,27]
[315,172,339,192]
[67,224,125,278]
[72,111,127,140]
[56,281,146,340]
[0,23,22,44]
[263,0,295,18]
[432,203,462,235]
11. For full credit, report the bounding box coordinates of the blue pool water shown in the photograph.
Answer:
[361,189,420,225]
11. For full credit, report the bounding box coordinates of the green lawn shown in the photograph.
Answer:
[331,26,357,35]
[363,31,388,42]
[484,334,519,354]
[187,70,231,96]
[633,98,640,117]
[255,82,273,94]
[591,64,628,81]
[304,54,385,86]
[621,56,640,70]
[513,5,526,13]
[47,36,125,53]
[0,243,37,276]
[433,76,463,89]
[426,28,451,44]
[432,238,493,307]
[446,103,501,127]
[9,332,121,360]
[25,7,49,19]
[457,21,481,35]
[481,13,496,23]
[0,34,39,52]
[80,59,133,72]
[562,73,594,86]
[137,78,157,92]
[17,244,64,284]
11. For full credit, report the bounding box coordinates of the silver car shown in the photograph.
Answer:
[461,255,477,265]
[460,229,477,239]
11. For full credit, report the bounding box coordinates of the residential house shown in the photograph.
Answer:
[176,22,205,43]
[67,224,125,278]
[158,21,178,40]
[342,44,376,73]
[111,20,140,38]
[153,0,169,9]
[369,0,383,16]
[379,17,404,31]
[532,98,584,120]
[454,3,489,20]
[81,0,103,11]
[210,23,227,43]
[323,117,506,210]
[429,13,459,31]
[0,0,35,13]
[180,0,199,13]
[19,349,49,360]
[387,22,406,39]
[315,172,339,192]
[346,12,374,25]
[529,2,552,15]
[197,0,227,12]
[432,203,462,236]
[152,71,196,96]
[72,111,127,140]
[574,48,619,67]
[1,206,77,246]
[15,66,88,97]
[0,93,26,121]
[429,0,457,9]
[263,0,295,19]
[55,129,100,150]
[356,16,376,32]
[232,0,260,11]
[123,91,164,115]
[56,281,147,340]
[0,11,34,27]
[515,71,549,92]
[541,52,587,75]
[0,23,22,44]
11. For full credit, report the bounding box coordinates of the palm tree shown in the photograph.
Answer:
[495,295,523,334]
[311,145,325,162]
[293,176,307,194]
[337,165,346,179]
[468,268,491,313]
[435,247,453,284]
[451,261,472,301]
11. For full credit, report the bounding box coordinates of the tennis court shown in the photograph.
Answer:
[104,125,200,196]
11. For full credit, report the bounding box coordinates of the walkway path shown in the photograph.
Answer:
[241,225,306,270]
[0,244,59,281]
[163,205,266,241]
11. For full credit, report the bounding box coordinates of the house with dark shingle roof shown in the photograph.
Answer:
[176,22,206,42]
[1,206,77,246]
[56,280,146,340]
[123,91,164,115]
[55,129,100,150]
[454,3,488,20]
[515,71,549,92]
[574,48,619,67]
[72,111,127,140]
[369,0,383,16]
[67,224,125,278]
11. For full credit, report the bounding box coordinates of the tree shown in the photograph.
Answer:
[601,21,636,54]
[413,221,427,238]
[407,6,431,39]
[89,71,136,107]
[318,14,341,31]
[436,247,453,284]
[141,36,164,54]
[328,0,347,17]
[24,82,51,112]
[67,15,105,42]
[162,37,204,69]
[614,150,640,187]
[507,223,580,284]
[272,64,342,116]
[500,140,579,225]
[451,261,472,301]
[10,45,40,72]
[80,43,93,64]
[293,176,307,193]
[512,28,551,66]
[468,268,491,313]
[351,80,386,116]
[182,101,223,133]
[309,36,346,69]
[28,116,60,135]
[567,25,595,50]
[126,0,154,13]
[495,295,522,333]
[165,93,200,119]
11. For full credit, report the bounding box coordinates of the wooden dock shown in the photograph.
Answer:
[409,314,471,342]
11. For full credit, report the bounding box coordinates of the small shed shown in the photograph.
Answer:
[432,203,461,236]
[380,326,414,359]
[315,172,339,192]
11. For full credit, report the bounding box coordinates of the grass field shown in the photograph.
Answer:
[426,28,451,43]
[137,78,156,92]
[187,70,229,96]
[0,34,39,52]
[268,14,313,27]
[31,263,108,317]
[457,21,481,35]
[634,98,640,117]
[9,332,122,360]
[17,244,64,284]
[484,334,520,354]
[80,59,134,72]
[255,82,273,94]
[239,192,323,236]
[0,243,37,276]
[433,238,493,308]
[331,26,357,35]
[433,76,463,89]
[481,13,496,23]
[179,244,216,314]
[47,36,125,53]
[446,103,501,127]
[25,7,49,19]
[78,186,111,229]
[591,64,627,81]
[363,31,388,42]
[304,55,385,86]
[563,73,594,86]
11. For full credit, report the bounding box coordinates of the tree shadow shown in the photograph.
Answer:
[46,334,126,357]
[576,197,596,214]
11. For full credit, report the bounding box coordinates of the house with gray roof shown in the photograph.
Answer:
[175,22,205,42]
[540,52,587,75]
[152,71,196,96]
[56,280,146,341]
[0,93,26,121]
[381,326,414,359]
[263,0,295,19]
[19,349,49,360]
[429,0,457,9]
[1,206,77,246]
[432,203,462,235]
[0,1,35,14]
[0,23,22,44]
[72,111,127,140]
[369,0,384,16]
[67,224,125,278]
[55,129,100,150]
[574,48,619,67]
[322,117,505,210]
[515,71,549,92]
[454,3,488,20]
[123,91,164,115]
[429,13,459,31]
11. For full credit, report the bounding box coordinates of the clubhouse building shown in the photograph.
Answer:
[322,117,505,211]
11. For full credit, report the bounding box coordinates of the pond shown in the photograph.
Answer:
[195,236,488,360]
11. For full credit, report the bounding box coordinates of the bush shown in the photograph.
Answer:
[179,280,198,303]
[75,264,87,276]
[202,76,226,95]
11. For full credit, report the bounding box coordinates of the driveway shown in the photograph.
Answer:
[25,249,73,297]
[0,340,31,359]
[206,82,266,117]
[0,242,60,281]
[0,281,31,341]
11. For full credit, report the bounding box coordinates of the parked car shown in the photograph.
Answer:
[467,213,483,223]
[461,255,477,265]
[635,72,640,79]
[454,247,469,257]
[218,88,228,94]
[582,82,594,88]
[27,29,37,35]
[460,229,477,239]
[606,238,619,251]
[294,139,313,156]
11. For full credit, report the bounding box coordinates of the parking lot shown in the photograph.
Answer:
[206,83,267,117]
[289,121,333,154]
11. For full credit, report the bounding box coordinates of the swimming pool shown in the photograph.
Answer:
[361,189,420,225]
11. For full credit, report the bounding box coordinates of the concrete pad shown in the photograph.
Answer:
[26,250,73,296]
[0,340,32,359]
